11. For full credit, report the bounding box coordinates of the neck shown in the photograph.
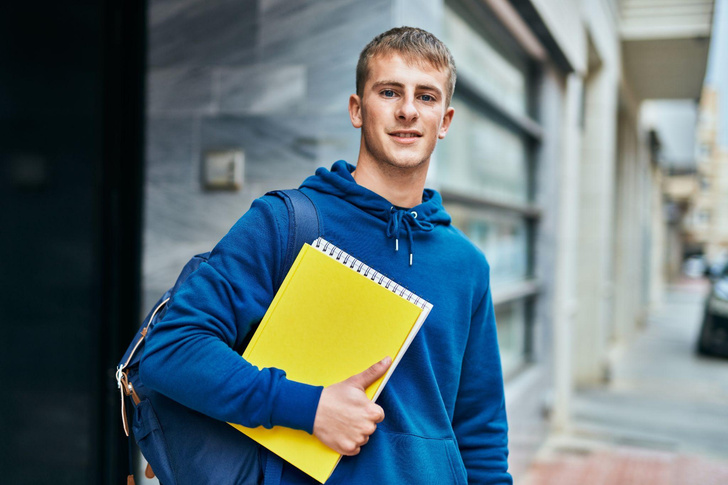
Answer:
[351,156,429,208]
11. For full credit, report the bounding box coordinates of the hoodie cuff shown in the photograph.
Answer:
[270,379,323,433]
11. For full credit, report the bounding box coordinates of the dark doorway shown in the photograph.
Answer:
[0,1,146,483]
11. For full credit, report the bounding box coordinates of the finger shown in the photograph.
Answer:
[341,442,361,456]
[364,403,384,422]
[371,405,385,424]
[349,356,392,390]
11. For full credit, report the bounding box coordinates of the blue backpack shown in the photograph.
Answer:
[116,190,321,485]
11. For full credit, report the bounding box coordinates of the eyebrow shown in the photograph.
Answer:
[371,80,443,97]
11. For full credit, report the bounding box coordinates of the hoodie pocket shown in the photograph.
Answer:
[444,438,469,485]
[337,429,467,485]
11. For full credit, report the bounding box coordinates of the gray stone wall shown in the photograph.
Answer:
[143,0,394,310]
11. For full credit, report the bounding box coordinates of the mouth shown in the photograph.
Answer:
[389,131,422,143]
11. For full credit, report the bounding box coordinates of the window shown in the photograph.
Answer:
[448,205,530,285]
[495,298,529,375]
[443,10,528,117]
[438,1,540,376]
[439,98,530,205]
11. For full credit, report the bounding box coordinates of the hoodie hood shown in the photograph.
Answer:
[300,160,451,265]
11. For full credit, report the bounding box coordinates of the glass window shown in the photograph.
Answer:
[437,98,529,204]
[440,1,539,376]
[448,205,529,286]
[443,5,528,116]
[495,299,528,376]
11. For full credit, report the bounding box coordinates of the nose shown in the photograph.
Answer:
[396,95,418,122]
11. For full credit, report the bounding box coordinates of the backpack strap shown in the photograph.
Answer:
[261,189,320,485]
[267,189,322,279]
[118,188,320,485]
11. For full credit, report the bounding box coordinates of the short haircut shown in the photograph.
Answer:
[356,26,457,107]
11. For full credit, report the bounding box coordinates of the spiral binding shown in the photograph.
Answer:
[311,237,431,311]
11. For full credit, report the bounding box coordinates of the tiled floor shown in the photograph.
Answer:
[520,278,728,484]
[521,446,728,485]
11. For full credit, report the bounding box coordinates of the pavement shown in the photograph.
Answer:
[520,278,728,485]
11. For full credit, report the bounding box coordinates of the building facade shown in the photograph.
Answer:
[686,87,728,265]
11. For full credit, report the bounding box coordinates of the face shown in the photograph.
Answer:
[349,53,454,172]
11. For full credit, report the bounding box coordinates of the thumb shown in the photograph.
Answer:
[348,356,392,390]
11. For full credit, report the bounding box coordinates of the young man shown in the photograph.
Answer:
[141,27,512,484]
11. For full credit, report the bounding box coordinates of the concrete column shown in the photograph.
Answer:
[551,73,584,430]
[613,108,641,344]
[637,132,654,319]
[649,165,666,307]
[574,62,619,386]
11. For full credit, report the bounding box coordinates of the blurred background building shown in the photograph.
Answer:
[1,0,724,483]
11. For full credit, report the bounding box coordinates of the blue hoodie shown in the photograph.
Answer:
[140,160,512,484]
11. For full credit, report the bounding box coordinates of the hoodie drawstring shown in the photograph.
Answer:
[386,207,434,266]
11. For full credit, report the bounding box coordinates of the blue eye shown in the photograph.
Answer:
[421,94,434,102]
[382,89,395,97]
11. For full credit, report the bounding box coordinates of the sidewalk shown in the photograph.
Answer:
[521,279,728,484]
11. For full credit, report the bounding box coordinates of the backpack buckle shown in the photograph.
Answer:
[117,366,140,437]
[118,370,140,405]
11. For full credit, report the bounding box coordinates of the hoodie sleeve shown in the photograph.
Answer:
[452,277,513,485]
[139,197,323,433]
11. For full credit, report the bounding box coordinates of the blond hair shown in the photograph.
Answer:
[356,27,457,107]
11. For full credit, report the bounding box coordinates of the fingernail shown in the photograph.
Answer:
[382,356,392,365]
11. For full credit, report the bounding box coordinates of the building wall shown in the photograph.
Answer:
[529,0,588,72]
[144,0,394,311]
[535,0,659,391]
[505,61,568,479]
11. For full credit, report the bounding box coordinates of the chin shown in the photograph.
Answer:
[382,156,428,170]
[381,148,431,168]
[361,139,432,171]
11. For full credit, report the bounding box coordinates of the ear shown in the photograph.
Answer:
[438,106,455,139]
[349,94,363,129]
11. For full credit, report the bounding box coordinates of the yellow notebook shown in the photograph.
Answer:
[229,237,432,483]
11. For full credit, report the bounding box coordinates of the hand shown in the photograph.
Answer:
[312,356,392,456]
